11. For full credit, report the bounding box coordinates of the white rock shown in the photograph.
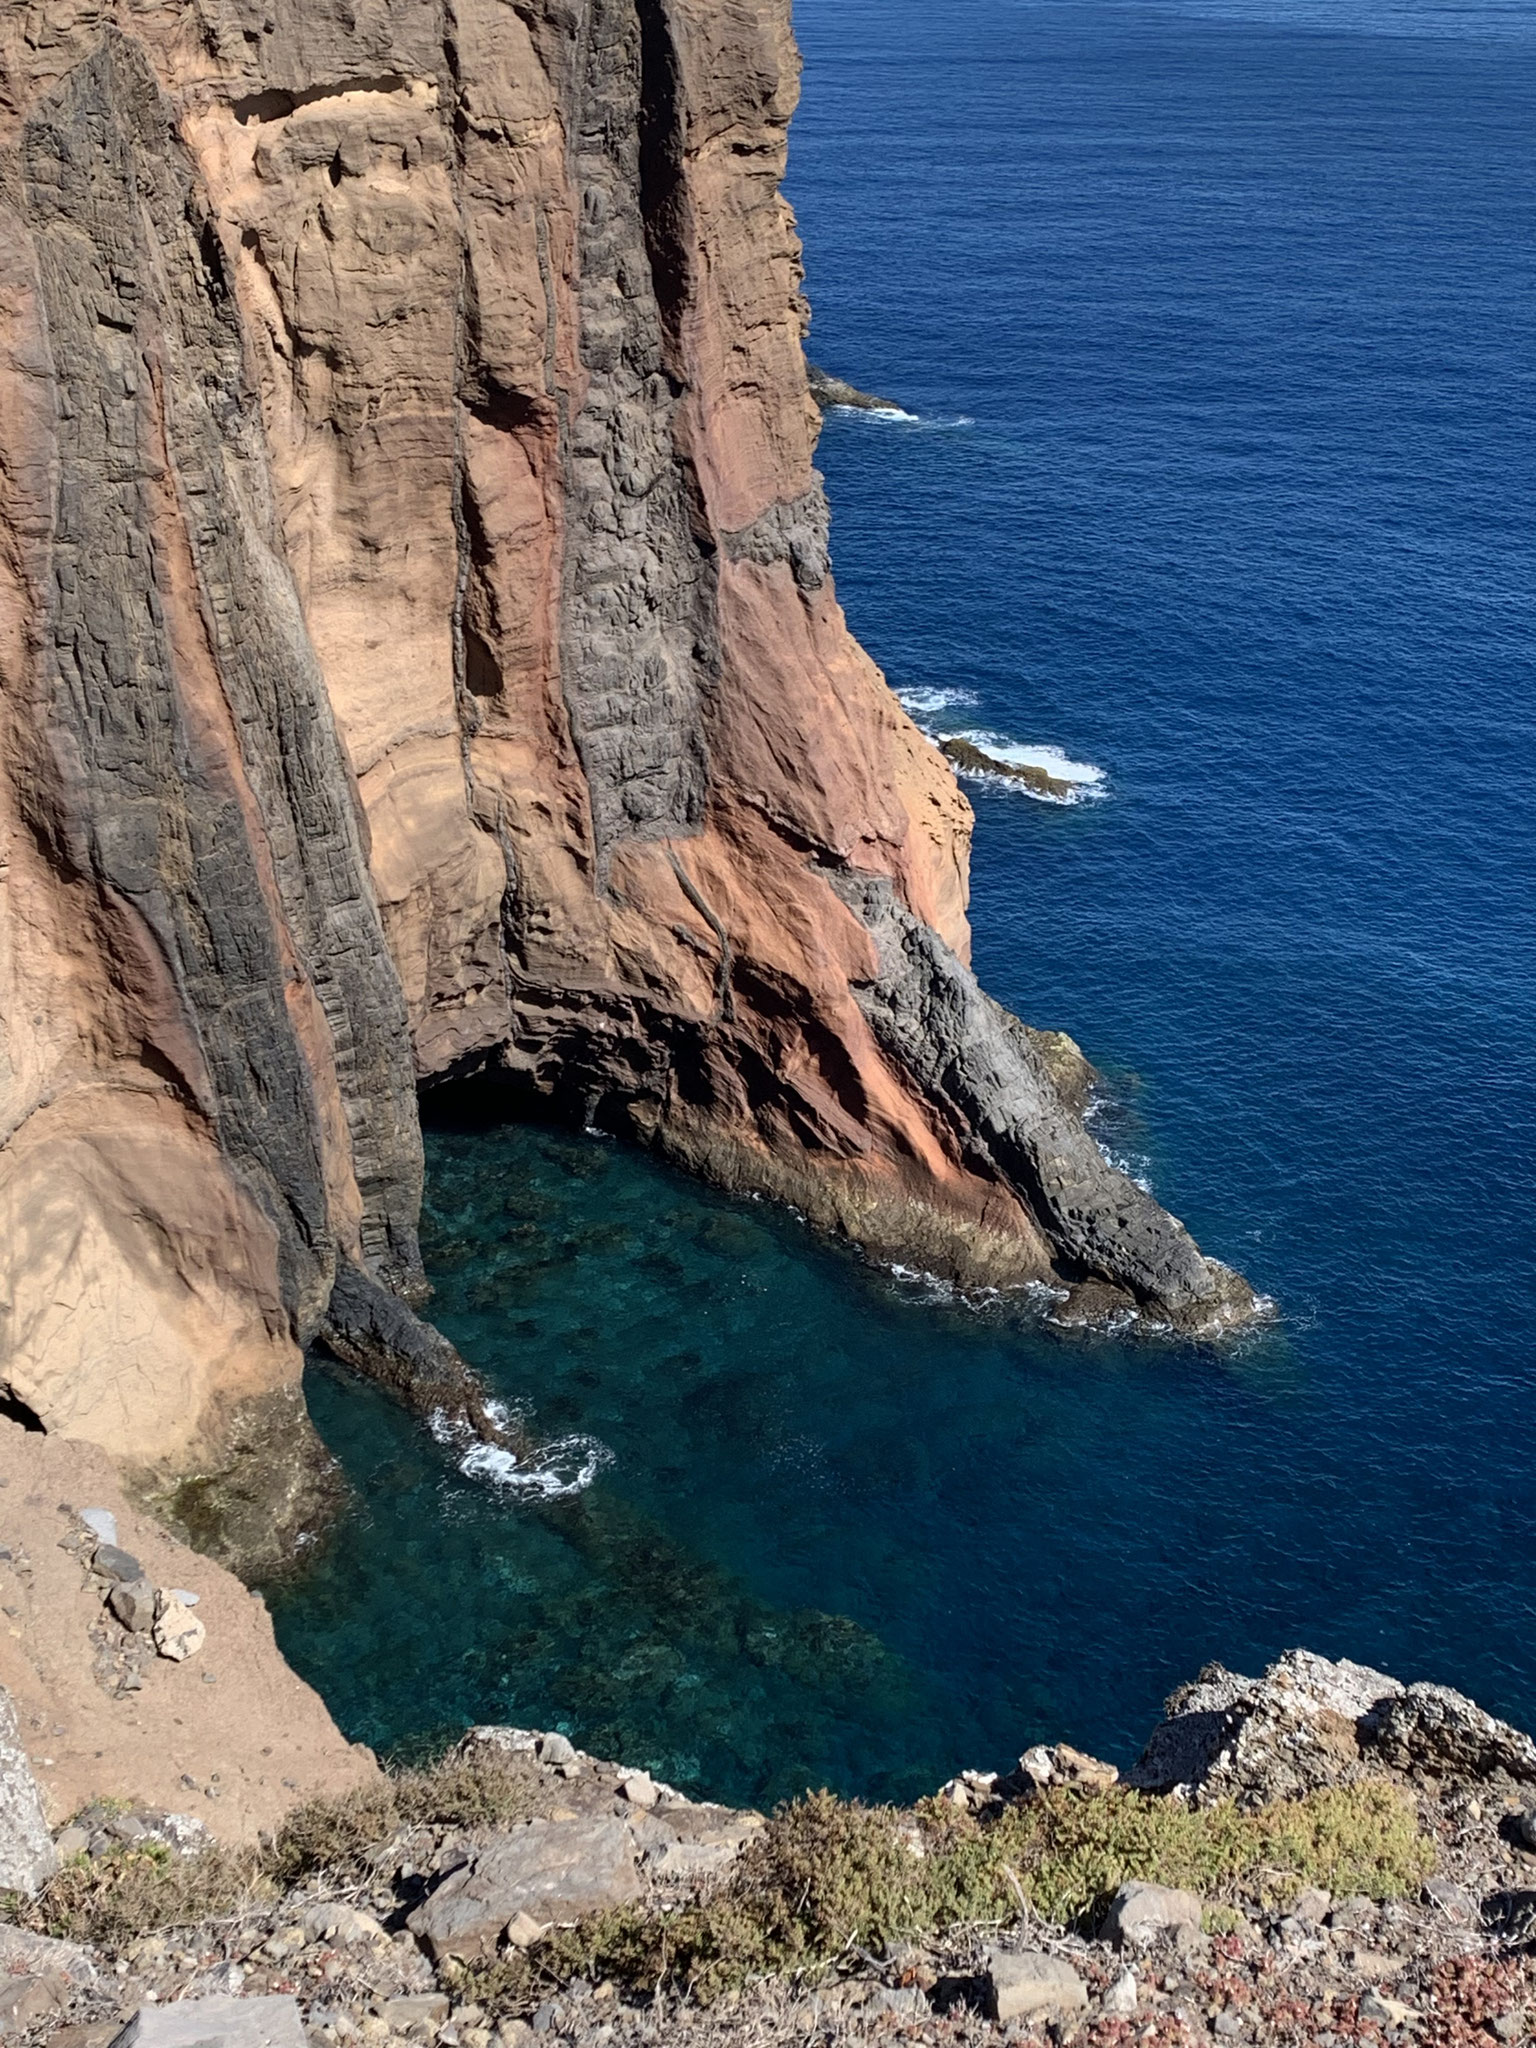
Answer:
[1103,1970,1138,2015]
[153,1595,206,1661]
[111,1995,307,2048]
[617,1771,658,1808]
[79,1508,118,1547]
[1104,1880,1204,1947]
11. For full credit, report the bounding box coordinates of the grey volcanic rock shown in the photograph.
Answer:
[1129,1650,1397,1803]
[111,1996,307,2048]
[805,362,906,413]
[407,1818,644,1960]
[829,870,1255,1330]
[1361,1683,1536,1781]
[1126,1648,1536,1805]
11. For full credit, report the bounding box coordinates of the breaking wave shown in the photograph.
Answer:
[459,1435,613,1499]
[428,1401,613,1500]
[895,685,979,716]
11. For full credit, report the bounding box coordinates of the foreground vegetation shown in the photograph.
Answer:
[9,1757,1432,2008]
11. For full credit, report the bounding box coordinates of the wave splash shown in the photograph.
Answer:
[429,1399,613,1500]
[895,685,979,716]
[827,404,974,429]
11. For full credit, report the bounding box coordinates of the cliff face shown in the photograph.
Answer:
[0,0,1253,1537]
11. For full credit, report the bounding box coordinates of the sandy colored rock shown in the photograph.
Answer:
[0,1427,378,1841]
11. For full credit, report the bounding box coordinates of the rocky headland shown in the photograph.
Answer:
[0,4,1323,2043]
[0,0,1259,1572]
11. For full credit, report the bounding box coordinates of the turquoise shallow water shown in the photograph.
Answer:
[272,0,1536,1802]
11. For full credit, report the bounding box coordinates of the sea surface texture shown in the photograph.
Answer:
[273,0,1536,1805]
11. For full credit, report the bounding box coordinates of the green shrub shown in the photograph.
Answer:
[14,1751,542,1943]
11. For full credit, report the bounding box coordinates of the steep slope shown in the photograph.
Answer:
[0,0,1255,1551]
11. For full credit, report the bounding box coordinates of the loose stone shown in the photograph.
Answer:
[982,1948,1089,2023]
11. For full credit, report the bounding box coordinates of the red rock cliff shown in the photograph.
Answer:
[0,0,1253,1552]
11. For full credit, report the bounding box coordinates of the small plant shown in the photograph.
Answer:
[19,1840,265,1946]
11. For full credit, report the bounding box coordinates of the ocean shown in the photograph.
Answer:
[272,0,1536,1805]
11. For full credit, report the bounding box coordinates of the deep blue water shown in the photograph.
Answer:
[272,0,1536,1805]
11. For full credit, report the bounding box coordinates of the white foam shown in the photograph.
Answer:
[460,1434,613,1500]
[829,402,920,422]
[896,685,979,716]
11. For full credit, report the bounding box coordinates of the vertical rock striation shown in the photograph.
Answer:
[0,0,1255,1551]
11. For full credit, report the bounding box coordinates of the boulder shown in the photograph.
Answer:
[982,1948,1088,2023]
[617,1771,657,1808]
[0,1685,59,1895]
[1423,1877,1477,1926]
[1103,1970,1138,2016]
[90,1546,144,1586]
[1128,1650,1400,1804]
[152,1596,206,1662]
[0,1925,97,1984]
[1103,1881,1204,1947]
[458,1727,538,1758]
[1049,1744,1120,1791]
[643,1836,741,1881]
[1361,1683,1536,1782]
[301,1903,386,1947]
[108,1578,158,1633]
[78,1510,117,1547]
[378,1997,448,2031]
[535,1734,576,1767]
[109,1998,307,2048]
[0,1975,67,2034]
[407,1818,642,1960]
